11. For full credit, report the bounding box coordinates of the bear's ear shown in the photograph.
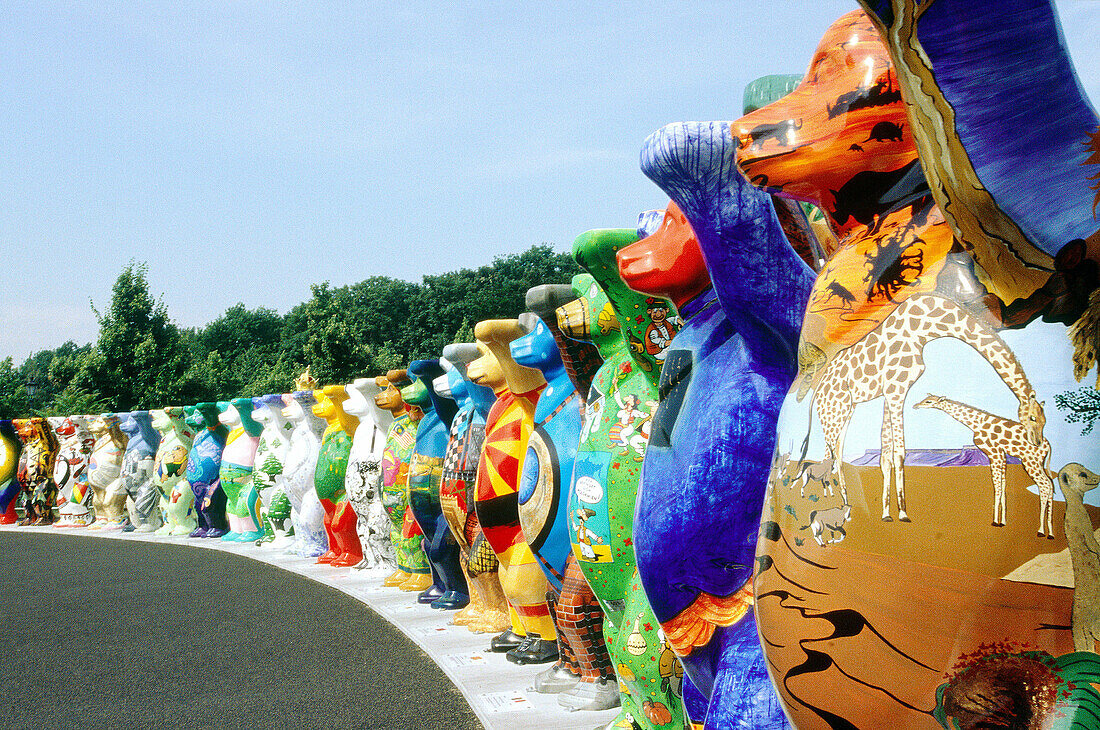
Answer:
[1061,472,1070,484]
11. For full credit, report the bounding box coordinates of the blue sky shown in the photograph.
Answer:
[1,1,1097,363]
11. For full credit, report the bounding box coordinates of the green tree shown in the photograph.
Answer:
[453,318,474,344]
[280,277,420,385]
[0,244,579,416]
[399,244,579,359]
[46,342,93,393]
[1055,386,1100,435]
[260,453,283,477]
[178,303,287,400]
[73,262,187,410]
[42,384,109,417]
[0,358,23,417]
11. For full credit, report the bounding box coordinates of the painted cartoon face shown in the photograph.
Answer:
[732,10,916,239]
[647,304,669,323]
[617,201,710,305]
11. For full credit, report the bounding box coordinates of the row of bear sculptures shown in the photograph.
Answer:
[4,4,1100,727]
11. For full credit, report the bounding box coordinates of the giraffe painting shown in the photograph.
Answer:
[913,394,1055,536]
[811,293,1038,522]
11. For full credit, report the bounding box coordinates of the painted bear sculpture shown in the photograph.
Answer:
[86,413,127,529]
[623,77,817,726]
[118,411,163,532]
[185,402,229,539]
[282,390,329,558]
[523,276,621,711]
[53,416,95,527]
[0,420,23,525]
[219,398,264,542]
[434,350,511,634]
[563,228,688,729]
[311,384,362,566]
[404,360,467,608]
[468,319,561,664]
[151,407,197,537]
[342,378,394,571]
[251,394,293,546]
[18,417,59,525]
[510,307,588,692]
[738,9,1100,728]
[376,371,431,591]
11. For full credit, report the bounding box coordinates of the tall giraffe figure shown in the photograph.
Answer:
[913,394,1054,536]
[813,293,1038,522]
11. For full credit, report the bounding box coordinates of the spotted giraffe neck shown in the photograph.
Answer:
[927,397,997,430]
[894,295,1033,400]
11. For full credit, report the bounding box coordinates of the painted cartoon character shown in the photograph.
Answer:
[572,508,602,561]
[611,390,654,459]
[643,298,678,364]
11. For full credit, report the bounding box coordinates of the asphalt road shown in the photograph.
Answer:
[0,531,481,730]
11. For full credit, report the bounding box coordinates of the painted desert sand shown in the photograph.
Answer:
[756,460,1096,729]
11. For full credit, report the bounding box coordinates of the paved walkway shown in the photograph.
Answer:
[0,525,619,730]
